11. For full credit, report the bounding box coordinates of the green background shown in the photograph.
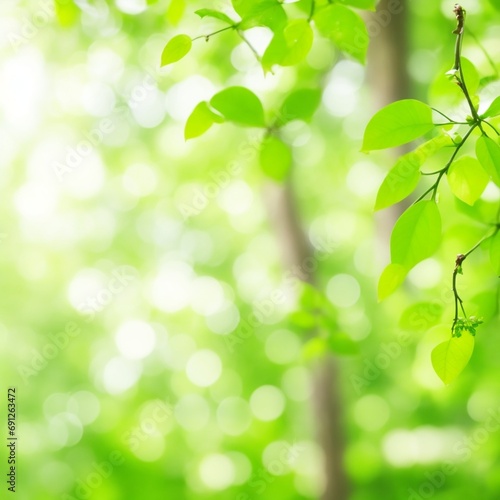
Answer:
[1,0,500,499]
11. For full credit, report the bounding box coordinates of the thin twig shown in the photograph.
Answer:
[414,124,477,203]
[451,226,500,333]
[237,30,262,63]
[192,25,236,42]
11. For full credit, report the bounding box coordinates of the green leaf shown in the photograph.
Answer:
[299,282,323,311]
[54,0,80,27]
[259,136,292,181]
[302,337,328,361]
[491,232,500,275]
[160,35,192,66]
[431,334,474,385]
[294,0,314,15]
[456,58,480,94]
[476,135,500,187]
[399,302,443,332]
[195,9,235,24]
[375,134,452,210]
[481,96,500,118]
[362,100,434,152]
[378,263,407,301]
[376,159,421,211]
[278,88,321,125]
[430,58,480,105]
[314,5,368,63]
[262,19,313,71]
[167,0,186,25]
[184,101,224,140]
[328,333,359,356]
[455,197,499,225]
[210,87,265,127]
[232,0,287,31]
[489,0,500,11]
[447,156,489,206]
[391,201,441,269]
[288,310,317,330]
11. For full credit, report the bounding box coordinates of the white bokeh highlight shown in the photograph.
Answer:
[186,349,222,387]
[115,320,156,360]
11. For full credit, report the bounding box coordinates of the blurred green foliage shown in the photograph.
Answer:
[1,0,500,499]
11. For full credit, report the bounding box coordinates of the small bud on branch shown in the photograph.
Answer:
[452,4,465,35]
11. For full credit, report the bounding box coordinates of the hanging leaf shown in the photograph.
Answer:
[455,58,481,94]
[210,87,265,127]
[262,19,313,71]
[167,0,186,25]
[161,35,192,66]
[430,58,480,106]
[431,334,474,385]
[481,96,500,118]
[259,136,292,181]
[314,5,369,63]
[476,135,500,187]
[447,156,489,206]
[195,9,235,24]
[375,134,453,210]
[184,102,224,140]
[362,99,435,152]
[455,197,499,225]
[390,201,442,270]
[376,159,421,211]
[378,263,407,301]
[277,88,322,125]
[232,0,287,31]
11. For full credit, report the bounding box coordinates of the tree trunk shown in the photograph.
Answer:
[262,4,411,498]
[264,182,349,500]
[366,0,410,108]
[366,0,411,260]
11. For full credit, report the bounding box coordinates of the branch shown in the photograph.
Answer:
[449,5,485,132]
[450,225,500,335]
[192,25,236,42]
[414,124,477,203]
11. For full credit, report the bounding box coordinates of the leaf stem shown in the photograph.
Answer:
[192,25,236,42]
[451,225,500,334]
[237,30,262,63]
[451,266,466,334]
[414,124,477,203]
[450,6,485,133]
[435,122,469,127]
[431,107,459,123]
[465,228,499,260]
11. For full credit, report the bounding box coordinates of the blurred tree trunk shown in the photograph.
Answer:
[366,0,410,108]
[263,3,411,499]
[366,0,411,261]
[265,183,349,500]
